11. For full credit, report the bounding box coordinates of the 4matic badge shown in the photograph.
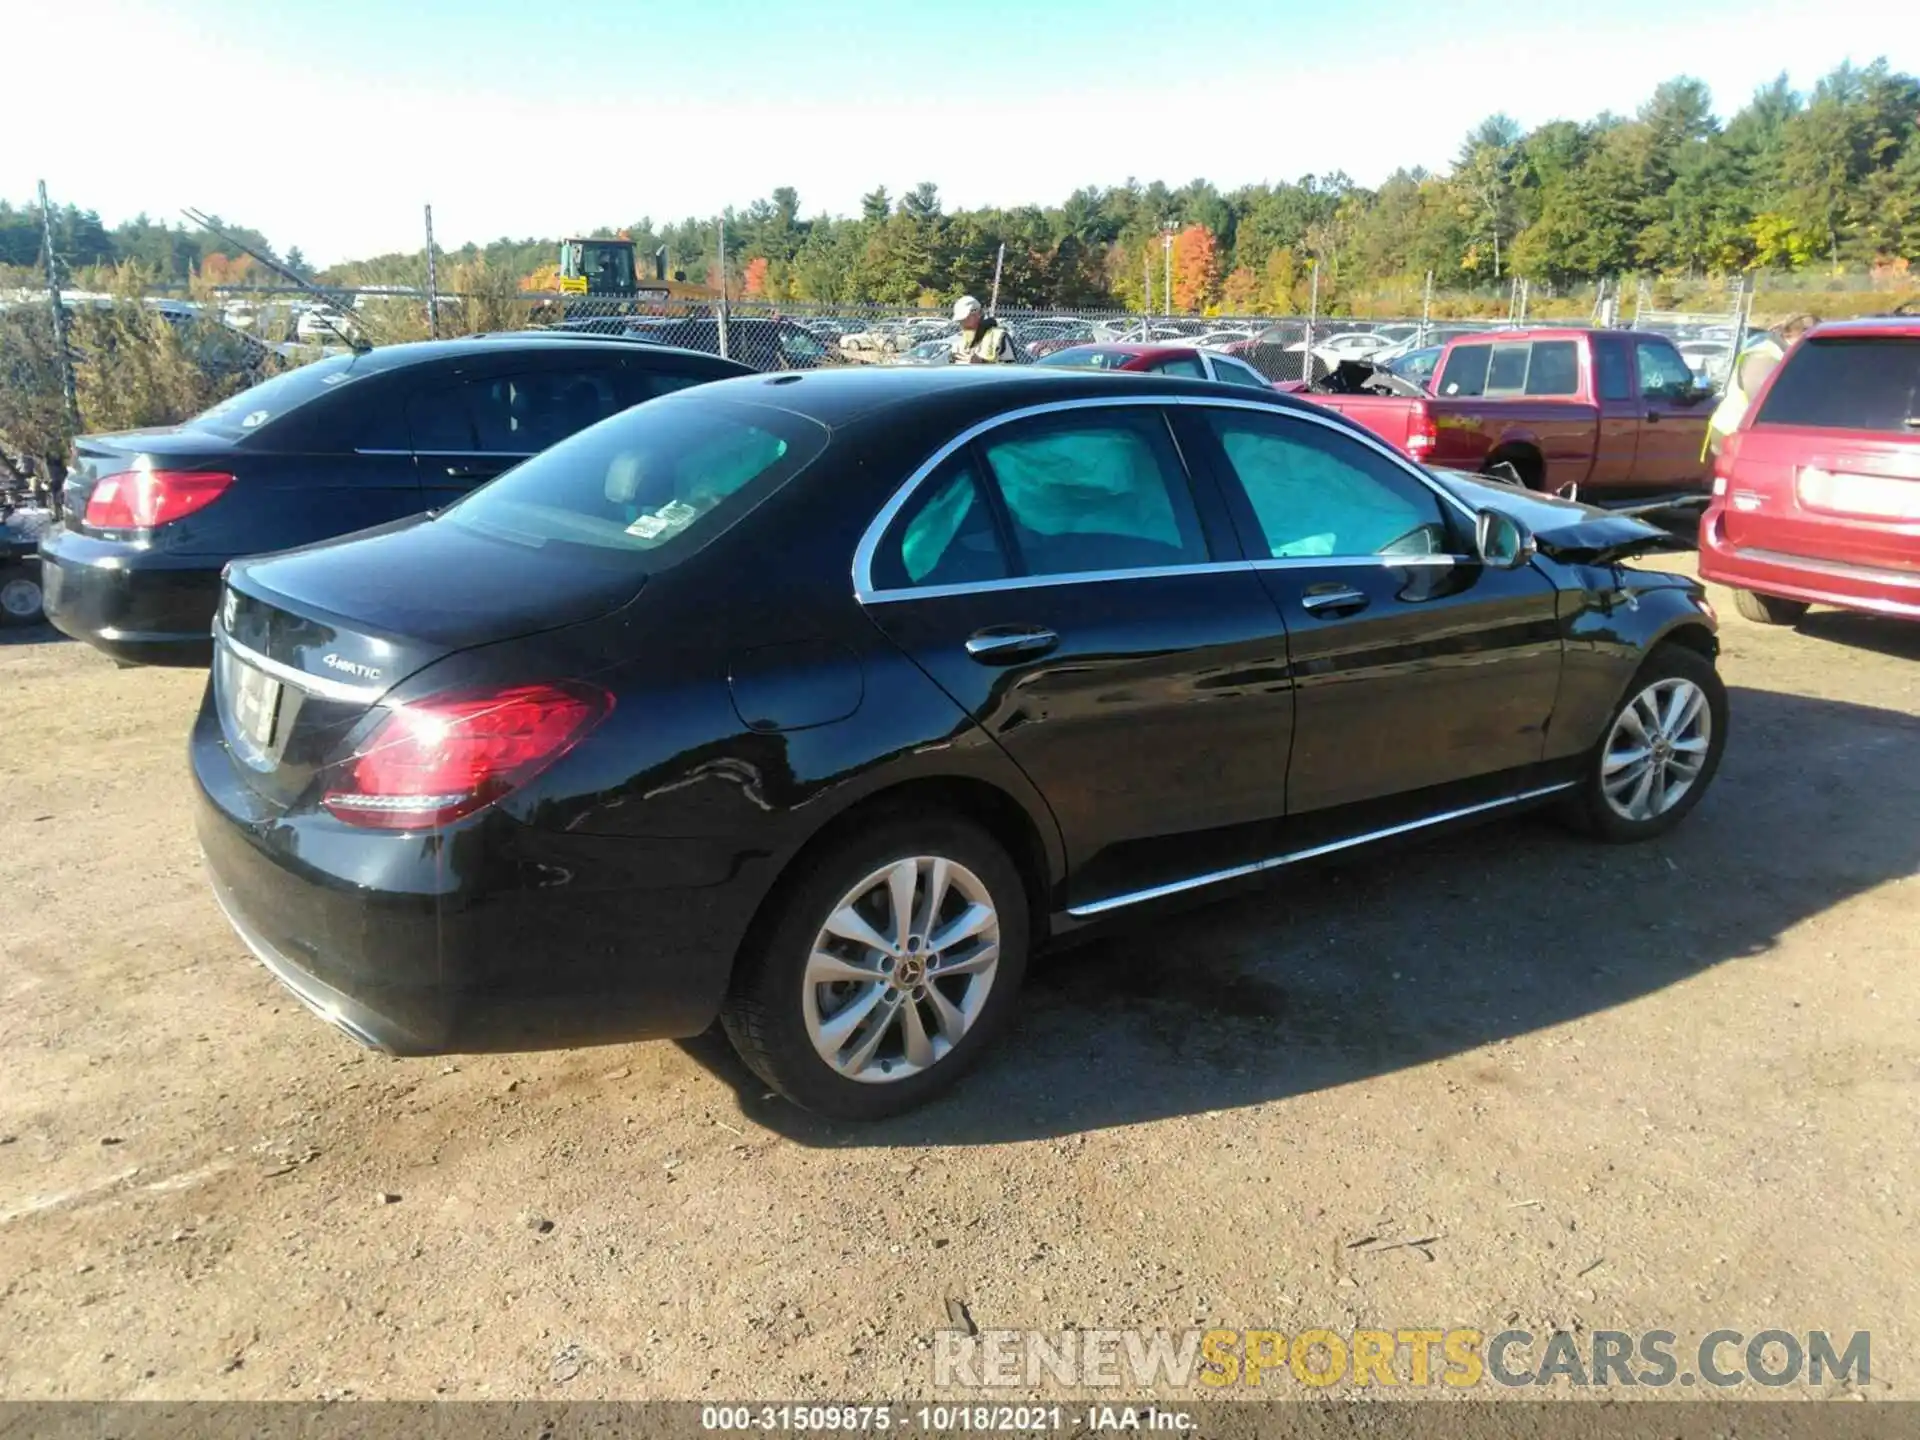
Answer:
[322,653,383,681]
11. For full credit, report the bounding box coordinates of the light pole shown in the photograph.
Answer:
[1159,220,1179,317]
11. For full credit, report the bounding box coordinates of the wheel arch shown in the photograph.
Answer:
[724,771,1064,998]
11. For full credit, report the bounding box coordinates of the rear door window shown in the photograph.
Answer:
[976,410,1210,577]
[1438,344,1491,397]
[873,454,1012,590]
[1485,343,1531,395]
[1153,356,1207,379]
[407,386,477,452]
[1524,340,1580,396]
[1754,337,1920,433]
[468,368,626,455]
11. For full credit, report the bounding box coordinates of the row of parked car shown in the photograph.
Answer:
[21,313,1914,1121]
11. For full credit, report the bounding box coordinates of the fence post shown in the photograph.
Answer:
[1143,249,1151,320]
[37,179,80,442]
[716,217,730,361]
[1304,260,1318,379]
[1420,270,1432,347]
[423,204,439,339]
[988,243,1005,315]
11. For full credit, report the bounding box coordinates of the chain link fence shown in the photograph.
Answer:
[3,277,1768,492]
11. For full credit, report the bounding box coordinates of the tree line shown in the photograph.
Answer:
[8,61,1917,314]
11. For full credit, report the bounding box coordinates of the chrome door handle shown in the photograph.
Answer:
[1300,585,1369,616]
[965,627,1058,662]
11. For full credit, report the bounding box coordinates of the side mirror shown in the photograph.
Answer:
[1475,509,1536,570]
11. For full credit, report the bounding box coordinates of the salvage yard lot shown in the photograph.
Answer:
[1,559,1916,1401]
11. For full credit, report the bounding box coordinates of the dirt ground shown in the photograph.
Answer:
[1,559,1916,1404]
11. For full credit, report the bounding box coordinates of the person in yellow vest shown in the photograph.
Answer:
[1703,313,1816,462]
[948,296,1019,364]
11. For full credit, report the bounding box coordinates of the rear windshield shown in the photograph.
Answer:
[1037,347,1137,370]
[440,393,827,570]
[193,352,373,436]
[1754,337,1920,434]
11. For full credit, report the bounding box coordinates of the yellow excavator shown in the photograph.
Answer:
[557,238,717,305]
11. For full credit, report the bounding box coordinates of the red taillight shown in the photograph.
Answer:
[322,681,614,830]
[1406,403,1439,459]
[84,470,234,529]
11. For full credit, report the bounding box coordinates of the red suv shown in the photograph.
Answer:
[1699,317,1920,623]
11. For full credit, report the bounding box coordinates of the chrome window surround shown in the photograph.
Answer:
[1066,782,1577,918]
[851,395,1480,604]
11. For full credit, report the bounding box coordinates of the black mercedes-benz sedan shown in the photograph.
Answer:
[41,335,749,667]
[193,366,1726,1118]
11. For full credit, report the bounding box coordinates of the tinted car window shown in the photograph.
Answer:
[1525,340,1580,396]
[194,351,371,438]
[1212,357,1275,390]
[1636,340,1696,400]
[1439,344,1490,397]
[776,327,830,366]
[1036,348,1136,370]
[1754,337,1920,433]
[1154,357,1207,379]
[1595,338,1634,401]
[1205,411,1450,559]
[441,394,827,571]
[469,368,623,454]
[1486,343,1531,394]
[408,386,476,451]
[978,410,1208,577]
[876,454,1011,590]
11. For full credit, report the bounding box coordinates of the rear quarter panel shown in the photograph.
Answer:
[1298,394,1420,450]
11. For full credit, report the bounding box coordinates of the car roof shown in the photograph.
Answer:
[323,335,744,370]
[1806,315,1920,340]
[676,363,1312,432]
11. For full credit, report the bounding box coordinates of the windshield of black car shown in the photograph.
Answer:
[439,393,827,570]
[1754,337,1920,433]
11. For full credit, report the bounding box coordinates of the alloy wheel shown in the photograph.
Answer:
[1601,677,1713,823]
[802,855,1001,1084]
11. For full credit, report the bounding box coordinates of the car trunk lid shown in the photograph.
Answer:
[213,513,645,810]
[62,426,240,533]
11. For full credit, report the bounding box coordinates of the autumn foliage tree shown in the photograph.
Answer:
[742,255,770,296]
[1170,224,1222,312]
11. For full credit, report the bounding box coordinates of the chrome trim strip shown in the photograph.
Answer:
[1734,545,1920,587]
[863,560,1251,604]
[1065,782,1578,918]
[851,393,1482,604]
[213,627,386,704]
[1250,553,1457,571]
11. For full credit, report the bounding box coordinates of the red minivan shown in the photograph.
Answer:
[1699,317,1920,623]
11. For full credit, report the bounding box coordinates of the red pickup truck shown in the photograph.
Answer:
[1305,327,1715,498]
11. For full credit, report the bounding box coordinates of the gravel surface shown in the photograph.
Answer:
[1,561,1915,1401]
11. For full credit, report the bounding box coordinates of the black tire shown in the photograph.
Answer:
[1560,643,1728,843]
[0,566,43,627]
[720,815,1031,1120]
[1732,589,1809,626]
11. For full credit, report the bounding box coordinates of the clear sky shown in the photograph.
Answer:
[10,0,1915,264]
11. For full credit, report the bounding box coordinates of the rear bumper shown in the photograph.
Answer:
[190,695,752,1055]
[1698,508,1920,620]
[38,526,219,665]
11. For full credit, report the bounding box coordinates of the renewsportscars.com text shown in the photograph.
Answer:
[935,1327,1870,1390]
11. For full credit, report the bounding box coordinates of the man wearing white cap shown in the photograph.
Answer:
[948,295,1018,364]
